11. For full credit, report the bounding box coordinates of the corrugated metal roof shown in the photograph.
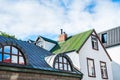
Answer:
[0,36,56,71]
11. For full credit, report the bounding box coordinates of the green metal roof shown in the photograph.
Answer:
[51,29,93,54]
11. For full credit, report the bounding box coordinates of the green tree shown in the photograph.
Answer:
[0,31,16,39]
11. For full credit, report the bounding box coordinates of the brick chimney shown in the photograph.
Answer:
[58,29,67,42]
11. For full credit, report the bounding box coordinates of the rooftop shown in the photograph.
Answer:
[0,35,82,77]
[51,29,93,54]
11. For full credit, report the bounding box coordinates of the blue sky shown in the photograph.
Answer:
[0,0,120,41]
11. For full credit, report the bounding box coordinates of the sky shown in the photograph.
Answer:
[0,0,120,41]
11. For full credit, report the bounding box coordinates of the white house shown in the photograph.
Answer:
[35,29,113,80]
[98,26,120,80]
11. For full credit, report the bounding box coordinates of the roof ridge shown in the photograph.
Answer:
[39,36,57,44]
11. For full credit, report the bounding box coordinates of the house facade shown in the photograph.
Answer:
[98,26,120,80]
[35,29,113,80]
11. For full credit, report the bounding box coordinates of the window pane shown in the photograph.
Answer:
[4,46,10,53]
[0,53,2,61]
[64,64,67,70]
[19,52,22,56]
[94,42,98,49]
[59,63,63,69]
[12,55,18,63]
[19,56,24,64]
[55,58,58,62]
[102,33,107,43]
[59,57,62,62]
[88,60,94,75]
[63,57,67,63]
[68,65,71,71]
[3,54,10,63]
[55,63,58,69]
[87,58,95,77]
[0,47,2,52]
[12,47,18,54]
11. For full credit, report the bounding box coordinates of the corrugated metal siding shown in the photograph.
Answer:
[98,26,120,48]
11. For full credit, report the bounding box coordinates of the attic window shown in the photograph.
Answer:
[0,45,26,65]
[54,56,72,71]
[91,35,98,50]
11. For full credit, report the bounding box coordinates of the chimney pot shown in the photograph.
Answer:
[58,29,67,42]
[60,29,63,34]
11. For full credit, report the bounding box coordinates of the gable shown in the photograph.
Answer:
[51,29,93,54]
[94,31,112,61]
[79,31,112,61]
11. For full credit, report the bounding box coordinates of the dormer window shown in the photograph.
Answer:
[91,35,98,50]
[54,55,72,71]
[0,45,26,65]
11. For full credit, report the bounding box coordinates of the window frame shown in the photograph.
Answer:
[0,45,26,65]
[100,61,108,79]
[91,35,99,50]
[54,55,73,71]
[87,58,96,77]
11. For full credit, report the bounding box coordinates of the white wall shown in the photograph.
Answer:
[45,55,57,67]
[78,33,113,80]
[66,52,80,70]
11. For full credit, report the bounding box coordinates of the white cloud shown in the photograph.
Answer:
[0,0,120,40]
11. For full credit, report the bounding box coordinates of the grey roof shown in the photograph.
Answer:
[0,36,82,75]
